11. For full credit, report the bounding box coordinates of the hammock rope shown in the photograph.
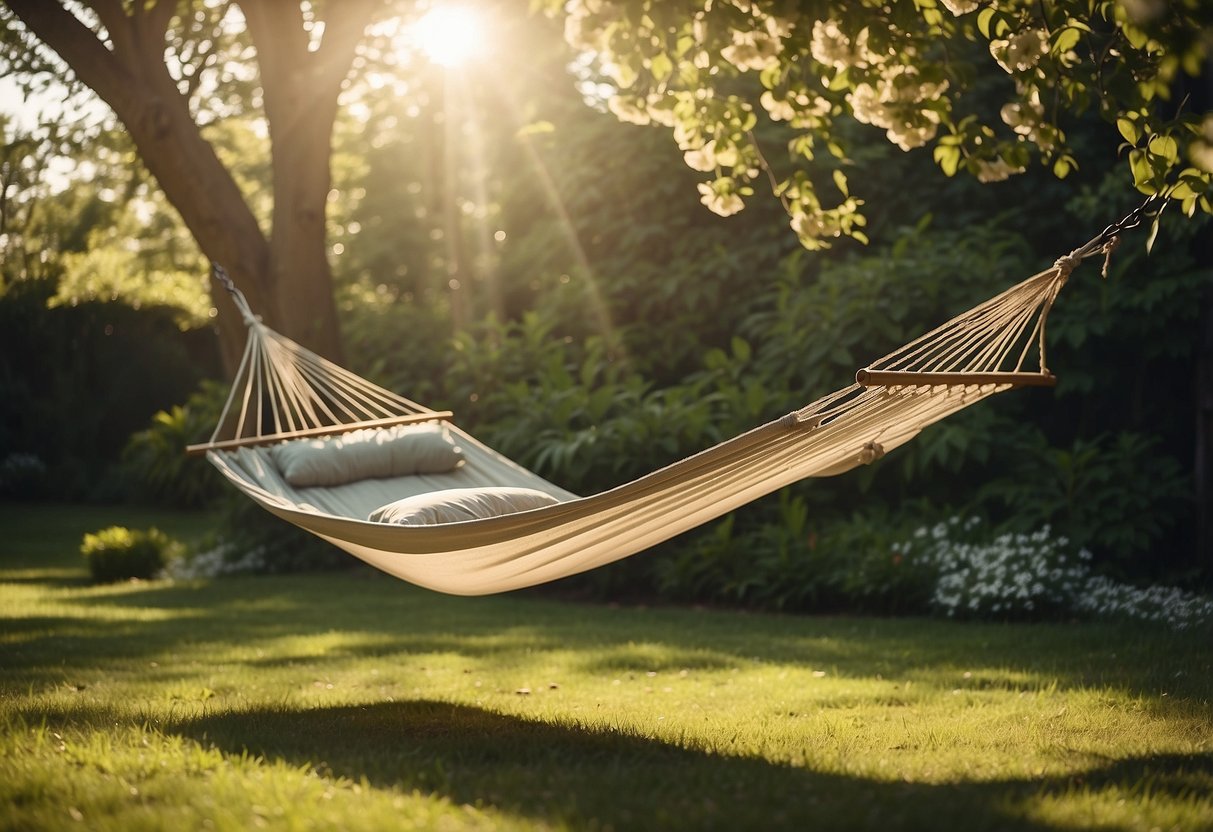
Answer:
[191,200,1157,595]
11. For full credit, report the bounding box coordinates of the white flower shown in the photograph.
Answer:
[607,96,651,126]
[760,90,797,122]
[697,182,745,216]
[684,141,718,172]
[811,20,862,70]
[722,28,782,72]
[941,0,980,14]
[790,211,840,240]
[973,157,1025,182]
[990,29,1049,73]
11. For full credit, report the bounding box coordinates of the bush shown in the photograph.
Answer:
[653,498,938,614]
[207,492,350,575]
[914,519,1092,619]
[0,452,49,500]
[80,526,180,583]
[0,278,221,499]
[118,380,229,508]
[901,519,1213,629]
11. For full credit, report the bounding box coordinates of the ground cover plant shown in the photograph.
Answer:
[1,503,1210,831]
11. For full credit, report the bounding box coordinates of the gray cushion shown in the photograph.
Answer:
[271,423,463,487]
[368,486,561,526]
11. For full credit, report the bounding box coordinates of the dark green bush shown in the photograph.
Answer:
[978,430,1190,573]
[119,380,229,508]
[0,278,220,499]
[653,496,939,614]
[80,526,180,583]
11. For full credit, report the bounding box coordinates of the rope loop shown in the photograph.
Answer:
[1101,235,1121,279]
[210,262,259,327]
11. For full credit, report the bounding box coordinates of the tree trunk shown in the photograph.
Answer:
[3,0,371,371]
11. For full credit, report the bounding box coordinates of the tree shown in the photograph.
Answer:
[0,0,391,367]
[551,0,1213,249]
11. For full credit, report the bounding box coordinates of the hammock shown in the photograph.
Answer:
[192,205,1151,595]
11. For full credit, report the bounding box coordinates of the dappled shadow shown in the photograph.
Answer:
[3,572,1210,709]
[10,698,1210,830]
[0,568,90,587]
[150,699,1206,831]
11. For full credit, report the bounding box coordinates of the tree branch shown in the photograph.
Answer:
[313,0,383,89]
[86,0,136,58]
[4,0,134,109]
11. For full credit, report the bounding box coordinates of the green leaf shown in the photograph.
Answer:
[650,52,673,83]
[1116,118,1139,145]
[1122,23,1148,50]
[933,145,961,177]
[1052,28,1081,54]
[1147,134,1178,162]
[977,7,995,38]
[731,336,752,363]
[1129,149,1152,187]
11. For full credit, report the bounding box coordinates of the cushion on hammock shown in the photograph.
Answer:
[368,486,560,526]
[271,423,463,487]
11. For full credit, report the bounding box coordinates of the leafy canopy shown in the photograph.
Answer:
[549,0,1213,248]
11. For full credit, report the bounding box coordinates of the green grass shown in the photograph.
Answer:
[1,503,1211,831]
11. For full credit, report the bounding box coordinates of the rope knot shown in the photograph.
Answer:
[858,441,885,465]
[1052,253,1081,282]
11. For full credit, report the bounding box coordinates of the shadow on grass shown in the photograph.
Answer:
[11,698,1209,830]
[4,573,1211,708]
[160,700,1207,831]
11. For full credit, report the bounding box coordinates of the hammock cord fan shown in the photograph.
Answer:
[191,200,1157,595]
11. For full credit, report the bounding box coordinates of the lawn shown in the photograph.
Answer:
[1,503,1210,831]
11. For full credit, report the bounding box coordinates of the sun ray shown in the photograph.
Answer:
[412,5,485,68]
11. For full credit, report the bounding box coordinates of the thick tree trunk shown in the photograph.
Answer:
[4,0,373,371]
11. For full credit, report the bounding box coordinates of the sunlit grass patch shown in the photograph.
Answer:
[1,503,1210,830]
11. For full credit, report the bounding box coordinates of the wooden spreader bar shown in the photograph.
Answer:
[185,411,454,457]
[856,370,1057,389]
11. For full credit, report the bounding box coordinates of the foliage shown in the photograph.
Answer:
[653,497,937,613]
[906,518,1213,629]
[551,0,1213,248]
[119,381,229,509]
[918,518,1092,618]
[207,491,350,576]
[0,452,47,500]
[1076,575,1213,631]
[977,430,1190,569]
[0,277,220,499]
[79,525,180,583]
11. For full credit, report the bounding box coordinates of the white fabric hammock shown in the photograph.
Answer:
[195,213,1142,595]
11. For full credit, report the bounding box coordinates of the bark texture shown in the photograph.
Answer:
[4,0,378,370]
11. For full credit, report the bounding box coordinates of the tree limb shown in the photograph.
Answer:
[3,0,134,109]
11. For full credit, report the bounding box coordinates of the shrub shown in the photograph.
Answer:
[0,452,48,500]
[653,497,938,614]
[206,492,350,575]
[1075,577,1213,632]
[978,431,1190,570]
[904,519,1213,629]
[80,526,180,583]
[916,520,1092,619]
[119,380,229,508]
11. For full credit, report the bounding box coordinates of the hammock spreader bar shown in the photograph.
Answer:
[855,370,1058,388]
[184,410,455,457]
